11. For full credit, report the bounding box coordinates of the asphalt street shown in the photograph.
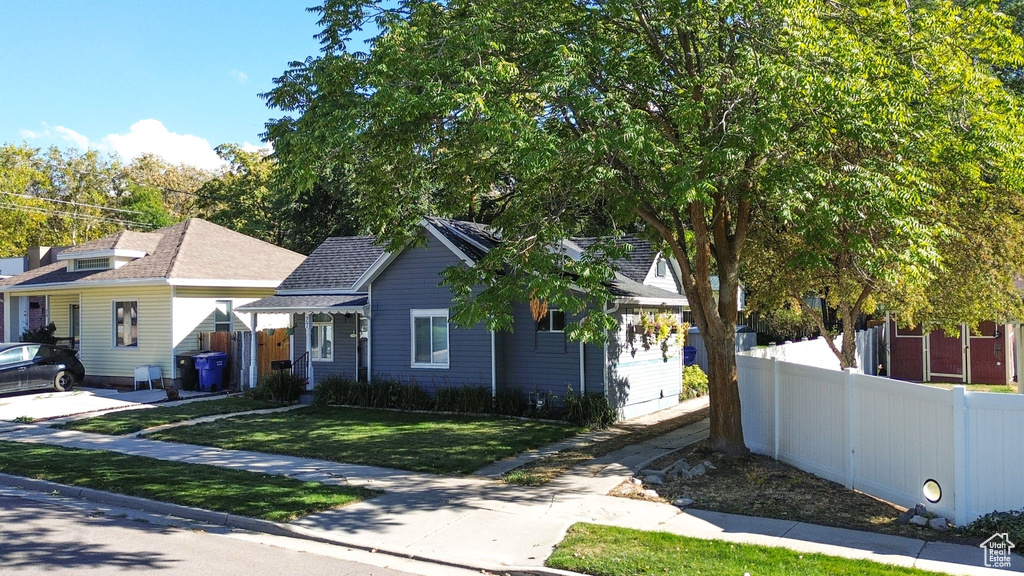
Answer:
[0,492,477,576]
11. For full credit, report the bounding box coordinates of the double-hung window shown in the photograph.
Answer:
[311,313,333,361]
[656,258,667,277]
[113,301,138,347]
[411,309,449,368]
[537,309,566,332]
[214,300,232,332]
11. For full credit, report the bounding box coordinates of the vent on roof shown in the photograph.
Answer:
[74,257,111,271]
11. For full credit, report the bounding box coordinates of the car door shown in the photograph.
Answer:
[0,347,28,392]
[22,344,56,390]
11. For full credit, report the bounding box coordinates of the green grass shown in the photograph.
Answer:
[547,523,950,576]
[148,406,581,475]
[923,382,1018,394]
[54,397,284,435]
[0,441,376,521]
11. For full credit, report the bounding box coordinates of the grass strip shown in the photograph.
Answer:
[503,405,709,485]
[54,397,284,435]
[148,406,581,475]
[547,523,948,576]
[0,441,375,521]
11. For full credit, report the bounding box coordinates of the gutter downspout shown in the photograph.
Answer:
[579,340,585,395]
[249,313,258,389]
[491,330,497,397]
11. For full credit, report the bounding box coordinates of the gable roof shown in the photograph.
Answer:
[278,236,383,293]
[572,235,658,284]
[0,219,305,291]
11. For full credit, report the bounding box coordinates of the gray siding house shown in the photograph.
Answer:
[241,218,688,420]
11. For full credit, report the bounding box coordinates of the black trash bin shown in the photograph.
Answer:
[175,351,207,391]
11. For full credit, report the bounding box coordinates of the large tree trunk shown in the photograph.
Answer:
[703,326,747,455]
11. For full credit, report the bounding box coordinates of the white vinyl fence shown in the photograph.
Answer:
[738,334,1024,525]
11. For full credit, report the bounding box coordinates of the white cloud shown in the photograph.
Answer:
[19,128,45,139]
[103,120,224,170]
[53,126,94,150]
[241,141,273,155]
[229,69,249,82]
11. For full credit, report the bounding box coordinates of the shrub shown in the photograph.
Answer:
[21,322,58,345]
[435,385,492,413]
[959,509,1024,546]
[681,365,709,400]
[564,388,616,429]
[493,388,524,417]
[312,376,434,410]
[246,372,305,403]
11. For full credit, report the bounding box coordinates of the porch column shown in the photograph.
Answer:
[2,293,11,342]
[249,313,258,390]
[305,313,315,390]
[17,296,29,338]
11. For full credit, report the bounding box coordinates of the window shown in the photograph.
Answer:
[311,313,333,361]
[0,347,24,365]
[411,309,449,368]
[214,300,232,332]
[113,301,138,347]
[656,258,667,277]
[537,309,566,332]
[75,257,110,271]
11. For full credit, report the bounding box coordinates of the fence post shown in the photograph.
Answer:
[952,385,968,526]
[773,358,780,460]
[845,368,856,489]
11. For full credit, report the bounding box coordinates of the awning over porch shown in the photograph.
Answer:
[237,293,368,315]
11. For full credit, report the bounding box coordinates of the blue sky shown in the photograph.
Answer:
[0,1,334,169]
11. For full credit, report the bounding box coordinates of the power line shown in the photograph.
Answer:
[0,191,145,216]
[0,202,156,230]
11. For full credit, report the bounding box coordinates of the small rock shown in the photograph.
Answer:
[672,460,691,472]
[896,510,915,525]
[630,477,643,486]
[910,515,929,527]
[915,503,928,515]
[928,518,949,531]
[673,497,694,508]
[645,475,664,485]
[703,460,716,471]
[689,464,707,477]
[674,468,693,480]
[642,489,659,498]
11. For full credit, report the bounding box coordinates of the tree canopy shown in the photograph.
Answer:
[264,0,1024,453]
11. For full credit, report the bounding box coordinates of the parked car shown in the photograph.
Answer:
[0,342,85,394]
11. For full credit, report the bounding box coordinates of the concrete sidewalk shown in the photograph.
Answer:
[0,407,1018,576]
[0,386,212,422]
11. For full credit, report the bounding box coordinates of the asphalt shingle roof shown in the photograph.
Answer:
[0,219,305,289]
[277,236,383,292]
[238,294,368,312]
[571,235,657,284]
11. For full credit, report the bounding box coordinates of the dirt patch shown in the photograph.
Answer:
[619,442,981,545]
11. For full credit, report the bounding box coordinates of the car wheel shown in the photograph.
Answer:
[53,370,75,392]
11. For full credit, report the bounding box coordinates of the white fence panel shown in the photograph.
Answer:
[964,392,1024,520]
[741,337,843,371]
[776,363,848,485]
[737,356,775,456]
[851,376,956,519]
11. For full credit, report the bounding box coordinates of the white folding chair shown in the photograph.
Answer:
[133,365,164,390]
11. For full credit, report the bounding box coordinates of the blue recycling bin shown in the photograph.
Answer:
[683,346,698,366]
[194,352,228,392]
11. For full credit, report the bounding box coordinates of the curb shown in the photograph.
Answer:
[0,473,581,576]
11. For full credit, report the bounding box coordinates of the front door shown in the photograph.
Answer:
[69,304,80,349]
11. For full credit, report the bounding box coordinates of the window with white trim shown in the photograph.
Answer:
[311,313,334,361]
[411,309,449,368]
[75,257,111,271]
[214,300,232,332]
[656,258,667,277]
[537,309,566,332]
[113,301,138,347]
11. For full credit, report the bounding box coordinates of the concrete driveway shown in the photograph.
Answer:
[0,387,201,422]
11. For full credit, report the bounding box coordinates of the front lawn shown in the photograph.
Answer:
[0,441,375,521]
[547,523,948,576]
[54,397,283,435]
[147,406,581,475]
[923,382,1017,394]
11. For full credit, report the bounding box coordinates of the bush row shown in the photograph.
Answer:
[311,376,616,428]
